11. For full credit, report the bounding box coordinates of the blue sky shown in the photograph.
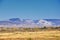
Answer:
[0,0,60,20]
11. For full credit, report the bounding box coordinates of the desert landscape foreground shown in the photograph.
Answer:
[0,30,60,40]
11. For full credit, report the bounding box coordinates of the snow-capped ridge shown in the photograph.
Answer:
[0,18,60,27]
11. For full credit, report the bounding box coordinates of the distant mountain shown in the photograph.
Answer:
[9,18,21,22]
[9,18,21,24]
[44,19,60,25]
[0,18,60,27]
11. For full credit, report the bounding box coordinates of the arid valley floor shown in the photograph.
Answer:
[0,30,60,40]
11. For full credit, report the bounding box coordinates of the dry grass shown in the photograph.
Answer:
[0,30,60,40]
